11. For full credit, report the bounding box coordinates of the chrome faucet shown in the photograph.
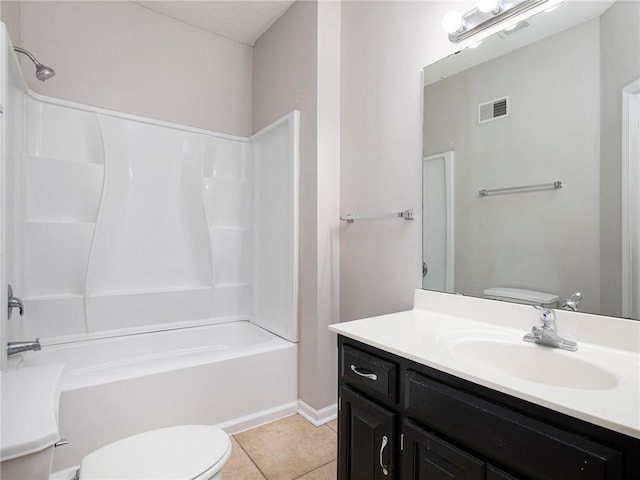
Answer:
[561,292,582,312]
[7,284,24,319]
[7,339,41,356]
[523,306,578,351]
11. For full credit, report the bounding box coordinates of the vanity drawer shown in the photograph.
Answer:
[405,370,622,480]
[341,345,397,402]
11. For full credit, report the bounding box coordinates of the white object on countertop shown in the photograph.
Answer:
[483,287,559,306]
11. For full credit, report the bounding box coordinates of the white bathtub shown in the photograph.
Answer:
[14,321,297,472]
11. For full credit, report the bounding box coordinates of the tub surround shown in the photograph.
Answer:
[329,289,640,440]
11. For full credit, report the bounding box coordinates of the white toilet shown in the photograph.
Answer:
[1,365,232,480]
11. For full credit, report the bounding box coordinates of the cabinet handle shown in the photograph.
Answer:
[380,435,389,476]
[350,364,378,381]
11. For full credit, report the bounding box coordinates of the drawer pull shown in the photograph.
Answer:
[380,435,389,476]
[350,364,378,381]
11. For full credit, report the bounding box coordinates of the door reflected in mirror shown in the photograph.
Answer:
[422,0,640,319]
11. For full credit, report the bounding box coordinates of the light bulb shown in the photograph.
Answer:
[442,10,464,34]
[477,0,501,13]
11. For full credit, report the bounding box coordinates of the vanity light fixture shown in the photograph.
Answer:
[443,0,552,43]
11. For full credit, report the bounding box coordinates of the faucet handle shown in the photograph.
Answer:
[533,305,555,328]
[7,284,25,319]
[562,292,583,311]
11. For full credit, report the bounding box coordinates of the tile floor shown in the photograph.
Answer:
[225,415,338,480]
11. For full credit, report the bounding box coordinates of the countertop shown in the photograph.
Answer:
[329,290,640,439]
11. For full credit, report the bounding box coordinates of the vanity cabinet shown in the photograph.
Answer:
[337,336,639,480]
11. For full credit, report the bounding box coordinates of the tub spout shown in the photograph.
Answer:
[7,339,41,356]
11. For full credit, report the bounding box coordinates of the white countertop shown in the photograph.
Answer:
[330,290,640,439]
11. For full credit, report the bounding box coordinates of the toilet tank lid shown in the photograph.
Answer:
[80,425,232,480]
[1,364,64,461]
[483,287,559,304]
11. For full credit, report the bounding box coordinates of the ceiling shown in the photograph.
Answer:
[132,0,296,46]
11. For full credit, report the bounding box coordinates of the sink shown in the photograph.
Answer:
[441,333,619,390]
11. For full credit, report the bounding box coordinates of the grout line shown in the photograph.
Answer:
[231,435,269,480]
[290,459,337,480]
[231,415,337,480]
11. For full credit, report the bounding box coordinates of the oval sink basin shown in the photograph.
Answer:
[444,334,619,390]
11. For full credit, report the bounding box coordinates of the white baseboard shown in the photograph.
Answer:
[218,401,299,435]
[297,399,337,427]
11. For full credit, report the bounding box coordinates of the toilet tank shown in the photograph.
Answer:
[1,364,65,480]
[483,287,559,307]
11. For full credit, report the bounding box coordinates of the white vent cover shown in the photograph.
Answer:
[478,96,509,124]
[498,20,530,38]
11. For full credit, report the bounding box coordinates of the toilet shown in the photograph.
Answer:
[1,365,231,480]
[483,286,559,308]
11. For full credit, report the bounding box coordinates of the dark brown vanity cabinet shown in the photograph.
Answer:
[337,336,640,480]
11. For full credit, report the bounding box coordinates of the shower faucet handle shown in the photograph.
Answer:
[7,284,25,319]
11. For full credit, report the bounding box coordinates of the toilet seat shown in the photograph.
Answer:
[79,425,231,480]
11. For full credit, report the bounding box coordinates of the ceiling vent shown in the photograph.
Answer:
[478,96,509,124]
[498,20,530,38]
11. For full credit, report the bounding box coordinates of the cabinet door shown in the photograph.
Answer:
[339,386,396,480]
[402,420,484,480]
[487,465,520,480]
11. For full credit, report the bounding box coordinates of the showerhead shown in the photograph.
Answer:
[35,63,56,82]
[13,46,56,82]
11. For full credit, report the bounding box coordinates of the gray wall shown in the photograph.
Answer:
[340,1,468,322]
[600,0,640,317]
[1,1,252,136]
[423,19,602,313]
[253,1,340,411]
[0,1,22,47]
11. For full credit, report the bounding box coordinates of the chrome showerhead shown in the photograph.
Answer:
[35,63,56,82]
[13,46,56,82]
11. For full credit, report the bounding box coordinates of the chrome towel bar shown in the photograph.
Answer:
[479,181,562,197]
[340,209,414,223]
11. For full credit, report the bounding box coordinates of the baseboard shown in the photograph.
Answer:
[217,401,299,435]
[297,399,338,427]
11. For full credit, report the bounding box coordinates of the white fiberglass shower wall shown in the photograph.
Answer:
[6,90,299,344]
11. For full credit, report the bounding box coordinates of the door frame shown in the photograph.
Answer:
[622,78,640,318]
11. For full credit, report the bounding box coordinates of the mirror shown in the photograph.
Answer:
[422,0,640,319]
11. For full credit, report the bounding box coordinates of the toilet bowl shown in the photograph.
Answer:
[1,365,231,480]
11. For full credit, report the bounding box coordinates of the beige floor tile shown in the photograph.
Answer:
[235,415,337,480]
[326,420,337,432]
[224,437,267,480]
[295,461,337,480]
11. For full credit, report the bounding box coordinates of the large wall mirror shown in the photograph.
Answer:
[422,0,639,319]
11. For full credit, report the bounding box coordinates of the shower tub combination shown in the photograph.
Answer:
[11,322,296,472]
[2,26,300,474]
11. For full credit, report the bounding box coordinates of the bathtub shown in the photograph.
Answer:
[13,321,297,472]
